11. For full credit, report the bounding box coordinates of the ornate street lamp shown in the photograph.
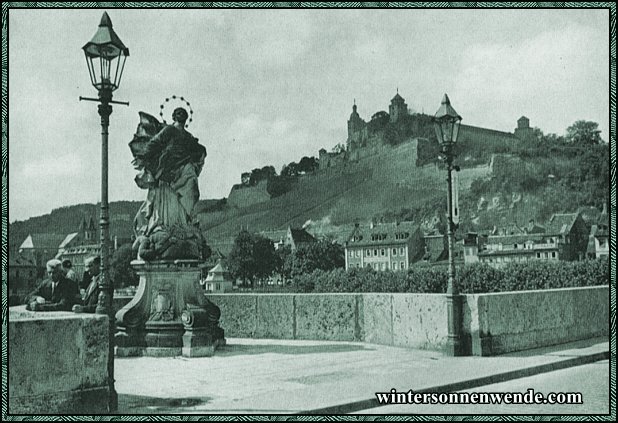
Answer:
[433,94,464,356]
[81,12,129,412]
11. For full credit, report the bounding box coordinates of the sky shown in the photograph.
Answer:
[7,7,610,223]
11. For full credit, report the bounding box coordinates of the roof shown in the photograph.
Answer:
[391,92,405,103]
[205,261,233,282]
[346,221,419,248]
[545,213,580,235]
[479,249,539,257]
[486,233,546,245]
[289,227,316,244]
[58,232,79,249]
[19,233,66,250]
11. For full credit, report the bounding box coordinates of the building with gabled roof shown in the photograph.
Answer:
[545,212,589,261]
[344,221,424,271]
[286,226,316,252]
[18,233,67,267]
[201,260,234,293]
[466,212,589,268]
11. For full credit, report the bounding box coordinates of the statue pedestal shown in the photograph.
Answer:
[115,260,225,358]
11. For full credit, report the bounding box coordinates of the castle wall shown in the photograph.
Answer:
[319,151,346,170]
[227,179,270,208]
[459,124,518,145]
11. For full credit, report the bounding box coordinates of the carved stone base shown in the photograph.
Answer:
[115,260,225,358]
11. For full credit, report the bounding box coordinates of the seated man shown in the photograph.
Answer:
[24,259,77,311]
[73,256,101,314]
[62,259,78,285]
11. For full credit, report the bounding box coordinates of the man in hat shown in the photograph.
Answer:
[73,256,101,314]
[24,259,77,311]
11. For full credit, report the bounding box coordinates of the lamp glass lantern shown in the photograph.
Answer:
[82,12,129,92]
[433,94,462,147]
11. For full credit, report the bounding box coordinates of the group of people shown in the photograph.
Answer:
[24,256,102,313]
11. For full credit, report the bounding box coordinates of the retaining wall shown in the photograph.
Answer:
[207,286,609,355]
[8,306,110,414]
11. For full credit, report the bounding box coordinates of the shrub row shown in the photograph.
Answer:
[288,258,609,294]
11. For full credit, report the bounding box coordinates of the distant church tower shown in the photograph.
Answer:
[389,90,408,123]
[347,100,366,151]
[80,215,97,242]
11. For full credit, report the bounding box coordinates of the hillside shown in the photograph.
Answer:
[9,136,609,256]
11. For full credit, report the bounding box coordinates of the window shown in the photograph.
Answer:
[366,249,371,257]
[374,249,378,256]
[381,249,385,256]
[355,250,360,257]
[393,262,398,270]
[400,261,405,269]
[551,251,556,258]
[392,248,397,256]
[349,250,354,257]
[536,252,541,258]
[399,247,404,255]
[381,263,387,271]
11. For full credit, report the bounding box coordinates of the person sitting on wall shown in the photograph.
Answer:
[24,259,77,311]
[72,256,101,314]
[62,259,78,285]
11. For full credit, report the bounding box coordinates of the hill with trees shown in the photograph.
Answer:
[9,120,609,257]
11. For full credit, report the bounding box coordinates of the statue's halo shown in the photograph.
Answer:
[159,95,194,128]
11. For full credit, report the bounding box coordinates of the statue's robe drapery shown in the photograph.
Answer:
[129,113,207,237]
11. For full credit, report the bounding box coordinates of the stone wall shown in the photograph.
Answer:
[207,286,609,355]
[227,179,270,208]
[465,286,609,355]
[8,306,110,414]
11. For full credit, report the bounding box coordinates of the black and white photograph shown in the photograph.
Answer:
[3,4,614,418]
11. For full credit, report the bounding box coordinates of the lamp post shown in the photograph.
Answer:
[81,12,129,412]
[433,94,464,356]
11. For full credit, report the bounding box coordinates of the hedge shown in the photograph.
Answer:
[288,258,609,294]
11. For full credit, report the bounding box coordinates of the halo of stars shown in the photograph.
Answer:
[159,95,194,128]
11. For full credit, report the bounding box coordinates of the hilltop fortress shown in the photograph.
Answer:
[228,91,536,208]
[319,92,535,169]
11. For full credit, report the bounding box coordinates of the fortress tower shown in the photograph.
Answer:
[347,100,367,150]
[514,116,534,141]
[389,91,408,123]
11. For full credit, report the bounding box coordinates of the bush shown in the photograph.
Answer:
[287,258,608,294]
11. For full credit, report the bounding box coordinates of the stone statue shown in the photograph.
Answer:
[129,108,208,260]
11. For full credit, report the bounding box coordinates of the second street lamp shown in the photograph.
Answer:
[433,93,464,356]
[81,11,129,412]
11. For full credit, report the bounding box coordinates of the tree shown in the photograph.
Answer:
[284,240,345,279]
[281,161,299,177]
[565,120,603,145]
[109,244,139,288]
[297,156,318,174]
[267,175,292,197]
[227,230,278,288]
